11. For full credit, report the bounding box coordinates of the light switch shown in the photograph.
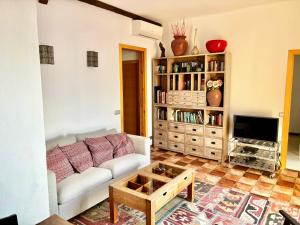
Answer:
[114,110,120,115]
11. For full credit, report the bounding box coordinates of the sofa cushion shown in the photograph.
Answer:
[60,141,93,173]
[105,133,135,158]
[46,135,76,151]
[46,146,74,183]
[57,167,112,204]
[98,153,147,178]
[76,128,117,141]
[85,136,114,166]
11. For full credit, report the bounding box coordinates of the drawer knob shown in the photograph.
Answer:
[211,152,216,155]
[159,124,162,127]
[163,192,167,196]
[212,131,216,134]
[192,138,197,141]
[174,135,178,138]
[174,126,178,129]
[192,148,196,151]
[192,128,197,131]
[184,176,187,180]
[174,145,178,147]
[159,142,162,144]
[159,133,162,136]
[211,141,216,144]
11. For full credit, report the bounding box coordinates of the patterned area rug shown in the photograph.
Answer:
[70,181,300,225]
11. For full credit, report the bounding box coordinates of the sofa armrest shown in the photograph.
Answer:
[128,134,151,163]
[47,170,58,215]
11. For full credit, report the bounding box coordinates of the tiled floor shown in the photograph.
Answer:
[151,148,300,207]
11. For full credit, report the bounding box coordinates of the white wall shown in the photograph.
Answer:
[0,0,49,224]
[37,0,157,139]
[290,56,300,133]
[162,0,300,140]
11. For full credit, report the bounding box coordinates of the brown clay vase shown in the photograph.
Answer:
[207,89,222,107]
[171,35,188,56]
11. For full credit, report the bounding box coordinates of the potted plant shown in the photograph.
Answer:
[171,20,188,56]
[206,79,223,107]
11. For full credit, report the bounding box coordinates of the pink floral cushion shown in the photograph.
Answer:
[60,141,93,173]
[105,133,135,158]
[46,146,74,183]
[85,136,114,166]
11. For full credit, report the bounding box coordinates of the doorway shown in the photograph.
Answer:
[281,50,300,170]
[119,44,147,137]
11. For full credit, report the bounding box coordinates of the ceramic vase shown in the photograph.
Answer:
[171,35,188,56]
[207,89,222,107]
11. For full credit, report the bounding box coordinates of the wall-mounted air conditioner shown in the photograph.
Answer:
[132,20,163,40]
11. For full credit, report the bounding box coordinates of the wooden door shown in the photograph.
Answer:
[122,60,140,135]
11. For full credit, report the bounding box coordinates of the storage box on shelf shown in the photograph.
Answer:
[152,52,230,162]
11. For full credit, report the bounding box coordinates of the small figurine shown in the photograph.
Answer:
[159,42,166,58]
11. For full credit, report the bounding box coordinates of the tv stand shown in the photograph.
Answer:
[228,138,280,178]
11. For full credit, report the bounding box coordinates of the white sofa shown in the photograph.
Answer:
[46,129,151,220]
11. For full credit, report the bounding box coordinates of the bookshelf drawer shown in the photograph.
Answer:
[205,148,221,160]
[205,138,223,149]
[185,145,204,155]
[168,141,184,152]
[154,139,168,149]
[205,127,223,138]
[182,92,191,97]
[186,124,204,135]
[198,96,206,104]
[168,132,185,143]
[154,129,168,139]
[167,95,173,104]
[154,121,168,130]
[168,122,185,133]
[198,91,205,97]
[185,135,204,146]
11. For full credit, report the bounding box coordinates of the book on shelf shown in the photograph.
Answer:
[157,108,167,120]
[173,110,204,124]
[155,87,167,104]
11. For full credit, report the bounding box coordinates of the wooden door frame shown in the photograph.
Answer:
[119,43,147,137]
[281,49,300,168]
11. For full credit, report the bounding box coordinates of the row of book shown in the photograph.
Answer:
[173,110,204,124]
[156,90,166,104]
[207,60,225,72]
[157,108,167,120]
[208,113,223,126]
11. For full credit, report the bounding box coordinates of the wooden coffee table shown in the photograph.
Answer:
[109,161,195,225]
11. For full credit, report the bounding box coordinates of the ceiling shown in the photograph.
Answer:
[99,0,289,22]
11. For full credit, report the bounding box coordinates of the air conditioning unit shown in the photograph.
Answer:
[132,20,163,40]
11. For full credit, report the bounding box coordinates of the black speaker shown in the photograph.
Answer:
[0,214,18,225]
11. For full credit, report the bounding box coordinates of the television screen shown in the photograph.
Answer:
[233,115,279,142]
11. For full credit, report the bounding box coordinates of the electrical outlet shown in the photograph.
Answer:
[279,112,284,117]
[114,110,120,115]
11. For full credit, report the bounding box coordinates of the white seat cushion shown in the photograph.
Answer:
[98,153,147,178]
[57,167,112,204]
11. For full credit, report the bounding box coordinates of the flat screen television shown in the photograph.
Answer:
[233,115,279,142]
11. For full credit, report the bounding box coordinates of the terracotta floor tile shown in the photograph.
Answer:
[160,153,173,158]
[273,185,294,196]
[190,160,205,167]
[278,175,297,183]
[244,172,260,180]
[233,165,248,171]
[210,170,226,177]
[255,181,274,190]
[277,178,295,189]
[196,171,206,180]
[218,178,236,188]
[246,168,262,175]
[297,178,300,184]
[281,169,298,178]
[215,165,229,173]
[175,161,187,166]
[204,174,221,185]
[224,173,241,182]
[197,167,212,174]
[152,156,166,161]
[202,163,217,170]
[294,184,300,197]
[197,158,209,163]
[251,186,272,198]
[239,177,257,186]
[271,192,291,202]
[291,196,300,206]
[259,176,278,185]
[234,182,252,192]
[180,157,194,163]
[229,168,245,176]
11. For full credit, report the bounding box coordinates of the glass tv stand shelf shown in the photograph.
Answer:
[228,138,280,178]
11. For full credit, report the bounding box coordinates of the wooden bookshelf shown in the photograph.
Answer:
[152,52,230,162]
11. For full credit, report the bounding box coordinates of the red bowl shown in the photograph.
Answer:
[206,40,227,53]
